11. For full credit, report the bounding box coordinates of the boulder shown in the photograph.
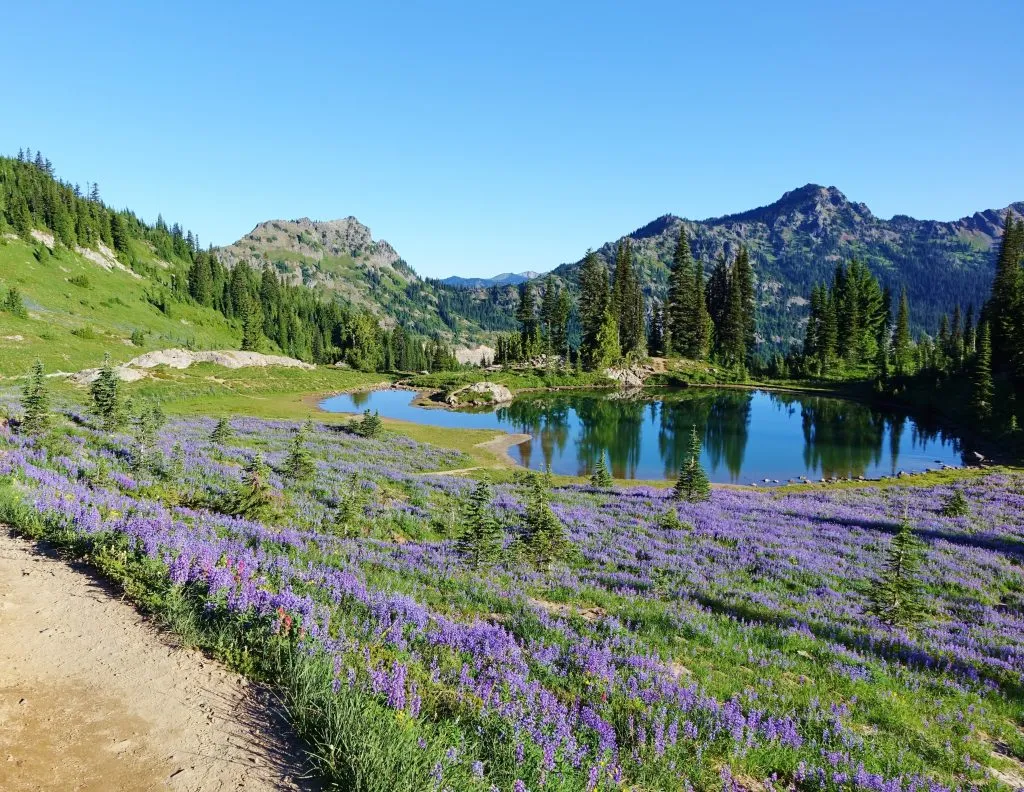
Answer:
[445,381,514,407]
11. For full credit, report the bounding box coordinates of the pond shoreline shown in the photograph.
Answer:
[317,383,980,486]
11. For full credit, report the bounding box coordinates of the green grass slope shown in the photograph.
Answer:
[0,236,241,377]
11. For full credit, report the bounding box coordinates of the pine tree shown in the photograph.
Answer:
[355,409,383,439]
[578,250,610,370]
[455,481,503,569]
[229,453,275,520]
[589,451,613,488]
[521,472,570,569]
[940,489,971,518]
[20,359,49,435]
[592,309,621,369]
[612,240,646,357]
[240,294,264,352]
[667,229,696,356]
[516,280,539,356]
[867,520,928,628]
[4,286,28,318]
[733,246,756,363]
[211,417,233,445]
[990,213,1024,373]
[972,321,994,420]
[90,353,123,429]
[284,423,316,482]
[893,288,912,376]
[673,426,711,502]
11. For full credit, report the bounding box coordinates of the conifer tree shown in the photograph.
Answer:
[867,519,928,628]
[284,423,316,482]
[240,294,264,352]
[673,426,711,502]
[592,309,621,369]
[521,472,570,569]
[516,280,539,356]
[19,359,49,435]
[229,453,275,520]
[733,246,756,362]
[455,480,503,569]
[990,213,1024,372]
[355,409,383,439]
[578,250,610,370]
[589,451,613,488]
[611,240,646,357]
[939,489,971,518]
[211,417,233,445]
[972,321,993,420]
[90,353,123,429]
[667,230,696,356]
[3,286,28,318]
[893,288,912,376]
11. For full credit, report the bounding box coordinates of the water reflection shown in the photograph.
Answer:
[319,388,965,482]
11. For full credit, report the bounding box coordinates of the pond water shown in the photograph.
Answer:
[319,388,968,483]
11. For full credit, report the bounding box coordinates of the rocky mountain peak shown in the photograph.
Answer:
[215,216,406,279]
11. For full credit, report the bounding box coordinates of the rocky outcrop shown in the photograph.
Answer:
[69,349,314,384]
[454,345,496,366]
[604,364,655,389]
[445,381,514,407]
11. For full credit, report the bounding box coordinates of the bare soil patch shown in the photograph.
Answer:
[0,530,311,791]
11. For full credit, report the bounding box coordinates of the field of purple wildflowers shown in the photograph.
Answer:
[0,407,1022,792]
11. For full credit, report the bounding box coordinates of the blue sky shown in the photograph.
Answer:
[2,1,1021,278]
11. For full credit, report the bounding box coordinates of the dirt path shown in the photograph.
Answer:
[0,530,311,792]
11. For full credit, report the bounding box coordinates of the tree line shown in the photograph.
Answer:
[0,151,458,374]
[497,232,759,372]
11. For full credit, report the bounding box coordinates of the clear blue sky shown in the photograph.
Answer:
[3,0,1021,278]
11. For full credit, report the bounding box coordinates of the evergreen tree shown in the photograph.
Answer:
[893,287,912,376]
[3,286,28,318]
[455,480,503,569]
[19,359,49,435]
[733,246,756,363]
[612,240,646,357]
[673,426,711,502]
[211,417,233,445]
[229,453,275,520]
[939,489,971,518]
[90,353,123,429]
[516,280,539,356]
[990,213,1024,373]
[578,250,610,370]
[240,293,264,352]
[284,423,316,482]
[667,229,696,356]
[589,451,613,488]
[355,409,383,439]
[520,472,570,569]
[972,321,994,420]
[591,309,621,369]
[867,520,928,628]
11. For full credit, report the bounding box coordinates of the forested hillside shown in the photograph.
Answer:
[548,184,1023,346]
[0,152,460,376]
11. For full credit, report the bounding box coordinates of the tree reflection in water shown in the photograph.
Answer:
[460,388,962,481]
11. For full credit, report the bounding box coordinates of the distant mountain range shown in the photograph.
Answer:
[438,271,543,289]
[551,184,1023,344]
[215,186,1024,350]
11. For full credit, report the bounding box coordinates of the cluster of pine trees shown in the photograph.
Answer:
[495,275,572,364]
[0,151,459,374]
[653,233,756,368]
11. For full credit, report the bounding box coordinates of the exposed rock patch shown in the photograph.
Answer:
[445,381,514,407]
[69,349,314,384]
[454,345,496,366]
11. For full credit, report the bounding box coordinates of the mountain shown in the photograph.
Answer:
[439,271,543,289]
[213,217,517,342]
[552,185,1024,345]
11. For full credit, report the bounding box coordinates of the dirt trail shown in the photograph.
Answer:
[0,530,310,792]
